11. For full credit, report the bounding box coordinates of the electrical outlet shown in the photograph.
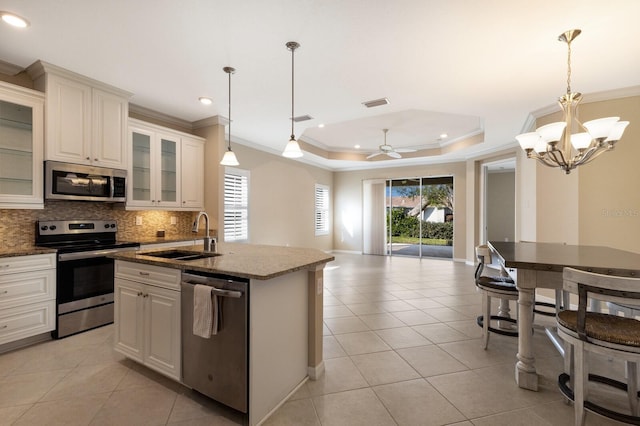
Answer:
[135,216,143,226]
[170,216,177,225]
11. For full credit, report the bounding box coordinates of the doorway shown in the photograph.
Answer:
[386,176,454,258]
[483,160,515,244]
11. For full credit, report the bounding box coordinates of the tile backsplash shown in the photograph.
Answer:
[0,201,205,248]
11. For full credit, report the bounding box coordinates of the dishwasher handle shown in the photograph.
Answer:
[182,278,242,299]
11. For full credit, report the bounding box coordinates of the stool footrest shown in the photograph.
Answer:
[476,315,518,337]
[558,373,640,425]
[534,301,557,317]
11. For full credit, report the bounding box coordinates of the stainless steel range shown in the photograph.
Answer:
[36,220,139,338]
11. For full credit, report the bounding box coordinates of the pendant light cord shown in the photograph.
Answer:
[228,69,232,149]
[290,44,295,140]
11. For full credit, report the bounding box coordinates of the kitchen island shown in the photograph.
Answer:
[110,243,334,426]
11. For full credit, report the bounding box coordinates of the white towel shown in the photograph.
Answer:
[193,284,219,338]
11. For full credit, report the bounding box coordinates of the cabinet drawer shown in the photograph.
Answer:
[0,269,56,309]
[0,254,56,275]
[115,261,181,290]
[0,300,55,345]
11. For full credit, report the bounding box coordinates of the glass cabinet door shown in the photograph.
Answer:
[159,137,178,203]
[131,130,152,202]
[0,100,34,196]
[0,83,44,208]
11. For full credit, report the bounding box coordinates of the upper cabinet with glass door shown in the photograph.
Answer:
[0,81,44,209]
[128,119,203,210]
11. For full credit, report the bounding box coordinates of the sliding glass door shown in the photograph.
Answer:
[386,176,453,258]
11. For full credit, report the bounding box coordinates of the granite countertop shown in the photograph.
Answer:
[0,246,57,258]
[0,234,206,259]
[111,243,335,280]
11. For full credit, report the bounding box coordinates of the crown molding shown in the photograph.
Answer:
[0,59,22,76]
[192,115,227,129]
[129,103,194,130]
[26,60,133,98]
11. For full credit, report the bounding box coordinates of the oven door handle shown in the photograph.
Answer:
[58,248,137,262]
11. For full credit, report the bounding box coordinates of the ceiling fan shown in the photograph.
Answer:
[366,128,416,159]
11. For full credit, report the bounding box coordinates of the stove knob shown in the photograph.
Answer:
[110,223,116,228]
[40,225,48,231]
[50,225,57,231]
[104,224,110,229]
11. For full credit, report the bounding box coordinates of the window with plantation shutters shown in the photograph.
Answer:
[315,184,329,236]
[223,168,249,242]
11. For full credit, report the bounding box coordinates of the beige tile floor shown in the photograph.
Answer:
[0,253,631,425]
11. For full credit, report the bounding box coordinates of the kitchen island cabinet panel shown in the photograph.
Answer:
[114,262,181,381]
[145,284,181,377]
[114,278,144,362]
[249,270,308,426]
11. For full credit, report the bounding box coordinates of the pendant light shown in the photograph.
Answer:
[282,41,303,158]
[220,66,240,166]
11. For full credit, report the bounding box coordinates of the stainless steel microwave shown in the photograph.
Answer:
[45,161,127,202]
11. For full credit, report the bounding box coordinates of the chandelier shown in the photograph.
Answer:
[516,29,628,174]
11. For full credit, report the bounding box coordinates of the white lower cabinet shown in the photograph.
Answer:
[0,254,56,346]
[114,261,181,380]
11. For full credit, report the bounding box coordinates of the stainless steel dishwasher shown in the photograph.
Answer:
[181,272,249,413]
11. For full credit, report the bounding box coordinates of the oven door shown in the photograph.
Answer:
[57,255,115,313]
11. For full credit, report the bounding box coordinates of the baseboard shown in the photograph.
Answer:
[0,332,52,355]
[255,376,310,426]
[330,250,362,254]
[307,360,325,380]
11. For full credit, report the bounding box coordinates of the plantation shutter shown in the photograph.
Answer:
[224,168,249,242]
[315,184,329,236]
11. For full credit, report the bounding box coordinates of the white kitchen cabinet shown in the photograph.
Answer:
[114,261,181,380]
[0,253,56,345]
[128,119,204,211]
[180,136,205,209]
[27,61,131,169]
[0,81,44,209]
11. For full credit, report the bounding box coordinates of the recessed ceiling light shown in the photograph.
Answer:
[198,97,212,105]
[318,123,325,128]
[354,145,360,149]
[1,11,30,28]
[440,133,448,139]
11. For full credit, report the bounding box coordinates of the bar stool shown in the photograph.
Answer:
[475,245,518,349]
[557,267,640,426]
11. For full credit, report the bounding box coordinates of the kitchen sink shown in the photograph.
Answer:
[140,250,221,261]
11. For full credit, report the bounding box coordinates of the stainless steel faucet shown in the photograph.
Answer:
[192,211,216,252]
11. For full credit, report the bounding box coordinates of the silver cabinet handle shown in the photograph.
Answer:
[138,272,150,276]
[137,292,143,297]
